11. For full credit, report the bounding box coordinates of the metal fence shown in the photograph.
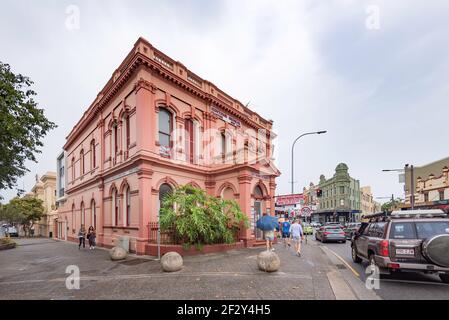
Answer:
[147,222,178,244]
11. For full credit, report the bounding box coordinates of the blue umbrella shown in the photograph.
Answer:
[256,215,279,231]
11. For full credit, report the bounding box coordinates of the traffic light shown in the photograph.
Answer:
[316,189,322,197]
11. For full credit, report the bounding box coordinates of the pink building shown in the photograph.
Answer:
[55,37,280,254]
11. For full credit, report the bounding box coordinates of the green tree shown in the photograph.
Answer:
[0,62,57,197]
[0,196,44,237]
[159,185,249,248]
[381,197,403,212]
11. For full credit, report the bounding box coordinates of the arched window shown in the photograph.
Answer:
[71,204,75,231]
[91,199,96,229]
[185,118,194,164]
[159,183,173,203]
[112,188,119,226]
[254,185,264,198]
[222,187,235,201]
[71,157,75,181]
[123,113,131,159]
[91,140,96,169]
[112,122,119,161]
[80,202,85,226]
[221,132,226,155]
[125,186,131,227]
[80,150,84,175]
[158,108,172,149]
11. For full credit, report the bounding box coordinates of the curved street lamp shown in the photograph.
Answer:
[291,131,327,194]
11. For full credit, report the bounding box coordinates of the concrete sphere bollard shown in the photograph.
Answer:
[161,251,183,272]
[110,246,127,261]
[257,250,280,272]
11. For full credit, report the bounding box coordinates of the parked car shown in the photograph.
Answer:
[311,222,322,228]
[302,223,314,235]
[324,222,344,228]
[351,210,449,283]
[1,224,18,237]
[315,225,346,243]
[344,222,361,239]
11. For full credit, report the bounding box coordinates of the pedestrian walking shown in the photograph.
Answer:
[289,219,304,257]
[87,226,96,250]
[282,218,291,248]
[30,224,35,237]
[78,225,86,249]
[264,227,277,251]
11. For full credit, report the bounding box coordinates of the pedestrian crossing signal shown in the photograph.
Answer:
[316,189,322,197]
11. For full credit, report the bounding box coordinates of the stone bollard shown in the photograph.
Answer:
[161,251,183,272]
[110,246,127,261]
[257,250,280,272]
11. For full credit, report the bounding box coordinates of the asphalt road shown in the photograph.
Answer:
[310,232,449,300]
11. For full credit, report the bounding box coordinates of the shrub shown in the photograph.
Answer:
[159,185,249,247]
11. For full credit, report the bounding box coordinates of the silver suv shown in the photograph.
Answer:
[351,210,449,283]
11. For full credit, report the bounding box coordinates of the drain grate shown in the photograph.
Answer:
[335,264,347,270]
[118,259,150,266]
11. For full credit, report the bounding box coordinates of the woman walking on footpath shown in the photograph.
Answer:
[78,225,86,249]
[87,226,96,250]
[289,219,304,257]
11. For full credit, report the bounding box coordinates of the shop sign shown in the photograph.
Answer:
[275,194,304,206]
[211,106,241,127]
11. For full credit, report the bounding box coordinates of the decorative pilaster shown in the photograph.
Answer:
[238,173,253,242]
[134,78,155,154]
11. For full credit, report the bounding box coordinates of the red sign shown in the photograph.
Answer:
[275,194,304,206]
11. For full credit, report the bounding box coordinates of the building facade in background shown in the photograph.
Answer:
[360,186,381,216]
[313,163,361,224]
[402,157,449,211]
[55,37,280,254]
[26,172,57,237]
[55,151,68,240]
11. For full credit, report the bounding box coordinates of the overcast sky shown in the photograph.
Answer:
[1,0,448,203]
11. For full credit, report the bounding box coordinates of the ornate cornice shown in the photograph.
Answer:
[238,175,253,183]
[134,77,157,94]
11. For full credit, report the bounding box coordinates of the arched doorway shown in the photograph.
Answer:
[253,185,265,239]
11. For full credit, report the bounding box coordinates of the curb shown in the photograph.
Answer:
[319,246,381,300]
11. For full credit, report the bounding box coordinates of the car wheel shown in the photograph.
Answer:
[439,274,449,284]
[352,246,362,263]
[341,240,346,244]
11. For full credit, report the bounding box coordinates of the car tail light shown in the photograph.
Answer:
[380,240,389,257]
[387,263,400,269]
[324,232,331,235]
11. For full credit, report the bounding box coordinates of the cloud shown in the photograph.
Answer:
[0,0,448,204]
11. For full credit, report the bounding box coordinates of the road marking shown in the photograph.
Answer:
[321,246,360,278]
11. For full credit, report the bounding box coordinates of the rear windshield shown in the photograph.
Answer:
[325,227,342,232]
[390,222,416,239]
[416,221,449,239]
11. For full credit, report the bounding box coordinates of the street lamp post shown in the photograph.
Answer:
[291,131,327,194]
[382,164,414,210]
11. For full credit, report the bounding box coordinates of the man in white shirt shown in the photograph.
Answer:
[289,219,304,257]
